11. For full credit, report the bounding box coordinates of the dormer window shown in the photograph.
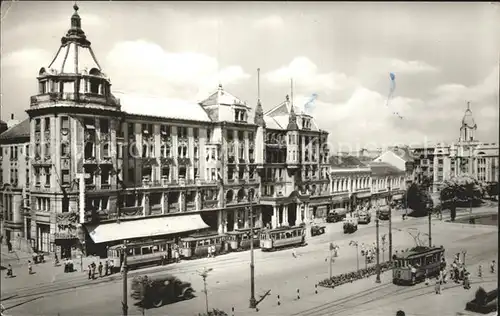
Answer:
[90,79,100,94]
[39,81,48,94]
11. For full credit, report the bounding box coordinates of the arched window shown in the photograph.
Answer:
[178,145,187,158]
[102,143,110,157]
[226,190,234,203]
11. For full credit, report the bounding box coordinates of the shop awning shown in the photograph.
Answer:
[392,194,404,200]
[86,214,209,244]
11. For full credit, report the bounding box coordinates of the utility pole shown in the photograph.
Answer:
[249,195,257,309]
[122,240,128,316]
[428,205,432,247]
[375,208,381,283]
[198,267,213,314]
[388,184,393,262]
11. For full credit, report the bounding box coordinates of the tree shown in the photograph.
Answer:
[404,183,432,217]
[486,182,499,200]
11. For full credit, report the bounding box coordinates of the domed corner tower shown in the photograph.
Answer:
[25,5,122,256]
[459,101,477,143]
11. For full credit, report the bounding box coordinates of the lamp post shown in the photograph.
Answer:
[249,194,257,309]
[122,240,128,316]
[198,267,213,314]
[375,207,381,283]
[388,184,393,261]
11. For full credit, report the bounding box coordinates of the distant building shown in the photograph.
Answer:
[366,162,406,206]
[410,102,499,192]
[373,146,415,182]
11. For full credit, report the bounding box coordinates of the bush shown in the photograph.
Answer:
[318,261,393,288]
[197,309,228,316]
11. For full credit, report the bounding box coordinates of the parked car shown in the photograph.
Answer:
[357,210,371,224]
[326,208,348,223]
[131,274,195,308]
[378,205,390,220]
[310,225,326,236]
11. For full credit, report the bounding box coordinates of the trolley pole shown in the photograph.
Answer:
[375,208,381,283]
[388,185,393,262]
[249,199,257,309]
[122,240,128,316]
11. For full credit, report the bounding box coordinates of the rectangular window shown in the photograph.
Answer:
[193,128,199,139]
[100,119,109,133]
[44,167,50,186]
[127,123,134,136]
[61,116,70,129]
[62,170,70,185]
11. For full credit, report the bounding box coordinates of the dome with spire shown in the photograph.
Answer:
[40,4,104,77]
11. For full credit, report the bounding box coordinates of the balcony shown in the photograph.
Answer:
[30,92,120,107]
[202,200,218,209]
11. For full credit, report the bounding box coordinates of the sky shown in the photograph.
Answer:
[1,1,499,150]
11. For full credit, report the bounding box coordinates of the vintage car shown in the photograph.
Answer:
[343,217,358,234]
[378,205,390,220]
[310,225,326,236]
[326,208,348,223]
[357,210,371,224]
[131,274,195,308]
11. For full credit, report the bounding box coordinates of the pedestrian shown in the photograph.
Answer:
[104,260,109,276]
[98,262,103,277]
[292,249,297,258]
[463,271,471,290]
[174,248,179,263]
[424,270,429,285]
[7,240,12,253]
[478,264,482,277]
[6,264,13,278]
[212,245,216,258]
[490,260,495,273]
[91,262,96,279]
[434,277,441,294]
[109,260,114,274]
[54,253,59,266]
[87,265,92,279]
[28,260,33,275]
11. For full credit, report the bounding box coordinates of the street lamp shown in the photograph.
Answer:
[249,193,258,309]
[388,184,393,262]
[375,207,381,283]
[349,240,360,271]
[198,267,213,314]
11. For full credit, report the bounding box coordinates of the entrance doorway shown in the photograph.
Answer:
[226,211,235,232]
[37,224,50,252]
[288,203,297,226]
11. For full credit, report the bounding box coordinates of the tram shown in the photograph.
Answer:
[226,228,261,251]
[392,246,445,285]
[107,239,175,272]
[260,226,306,251]
[179,233,226,259]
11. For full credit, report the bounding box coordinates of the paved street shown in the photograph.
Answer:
[1,204,497,316]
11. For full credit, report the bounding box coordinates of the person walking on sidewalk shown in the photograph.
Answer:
[28,260,33,275]
[87,265,92,280]
[91,262,96,279]
[434,277,441,294]
[490,260,496,273]
[98,262,103,277]
[6,264,13,278]
[104,260,109,276]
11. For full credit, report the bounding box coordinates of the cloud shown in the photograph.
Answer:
[358,57,439,75]
[264,57,357,94]
[253,15,284,29]
[1,48,52,77]
[105,40,250,100]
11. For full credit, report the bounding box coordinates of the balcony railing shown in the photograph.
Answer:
[30,92,120,107]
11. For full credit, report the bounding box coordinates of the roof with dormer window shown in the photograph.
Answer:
[199,84,249,108]
[263,95,319,131]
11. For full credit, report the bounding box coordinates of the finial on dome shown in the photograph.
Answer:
[286,95,290,102]
[218,83,223,89]
[74,3,79,12]
[466,101,471,110]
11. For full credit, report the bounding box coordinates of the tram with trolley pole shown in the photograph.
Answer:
[107,239,176,272]
[226,228,261,252]
[260,225,306,252]
[179,232,226,259]
[392,245,445,285]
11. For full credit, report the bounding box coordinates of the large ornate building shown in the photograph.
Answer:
[0,5,333,257]
[411,102,499,192]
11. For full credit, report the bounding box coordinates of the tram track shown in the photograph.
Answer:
[293,275,497,316]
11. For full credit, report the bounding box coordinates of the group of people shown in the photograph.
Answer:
[318,262,393,288]
[207,244,217,258]
[87,260,115,280]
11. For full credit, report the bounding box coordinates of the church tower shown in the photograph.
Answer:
[459,101,477,142]
[286,96,299,168]
[26,5,121,256]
